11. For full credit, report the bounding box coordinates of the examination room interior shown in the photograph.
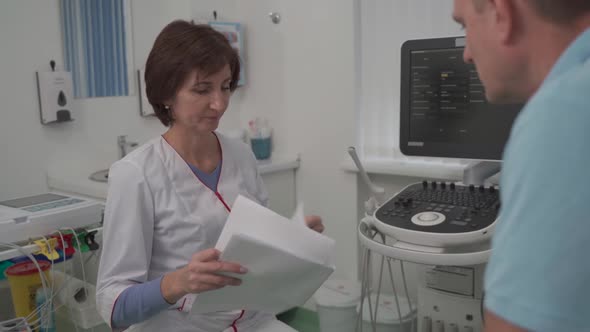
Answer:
[0,0,475,331]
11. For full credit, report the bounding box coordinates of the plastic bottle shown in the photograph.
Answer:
[35,287,56,332]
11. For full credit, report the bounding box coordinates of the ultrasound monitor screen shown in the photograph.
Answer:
[399,37,522,160]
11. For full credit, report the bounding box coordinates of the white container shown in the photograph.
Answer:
[51,270,105,329]
[314,279,361,332]
[55,307,110,332]
[0,317,32,332]
[0,279,15,322]
[357,293,417,332]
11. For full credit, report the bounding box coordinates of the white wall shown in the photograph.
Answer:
[1,0,360,281]
[281,0,359,280]
[0,0,192,201]
[1,0,496,311]
[0,0,63,200]
[192,0,359,279]
[191,0,290,159]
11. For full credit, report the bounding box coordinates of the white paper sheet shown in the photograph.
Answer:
[192,233,334,314]
[215,196,335,267]
[191,195,335,314]
[290,201,307,227]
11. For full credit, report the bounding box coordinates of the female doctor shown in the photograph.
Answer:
[96,20,324,332]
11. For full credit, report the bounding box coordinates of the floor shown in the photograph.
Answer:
[277,307,320,332]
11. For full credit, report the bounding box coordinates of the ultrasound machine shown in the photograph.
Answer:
[351,36,521,332]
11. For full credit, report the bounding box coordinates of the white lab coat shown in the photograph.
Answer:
[96,133,295,332]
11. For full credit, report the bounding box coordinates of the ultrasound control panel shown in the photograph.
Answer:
[375,181,501,234]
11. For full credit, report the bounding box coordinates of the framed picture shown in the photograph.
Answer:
[209,21,245,86]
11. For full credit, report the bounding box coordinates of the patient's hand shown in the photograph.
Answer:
[305,215,325,233]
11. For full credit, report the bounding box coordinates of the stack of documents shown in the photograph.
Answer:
[191,195,335,314]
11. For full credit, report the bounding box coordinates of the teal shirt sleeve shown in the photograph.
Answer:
[484,77,590,331]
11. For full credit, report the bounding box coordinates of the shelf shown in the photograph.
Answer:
[47,156,300,200]
[341,158,467,180]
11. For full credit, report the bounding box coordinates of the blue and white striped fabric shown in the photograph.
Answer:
[60,0,130,98]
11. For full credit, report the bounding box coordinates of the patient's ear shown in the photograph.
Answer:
[492,0,519,45]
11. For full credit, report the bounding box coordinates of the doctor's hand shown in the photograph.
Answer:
[305,215,325,233]
[161,248,247,304]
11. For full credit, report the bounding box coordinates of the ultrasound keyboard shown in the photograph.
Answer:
[375,181,501,234]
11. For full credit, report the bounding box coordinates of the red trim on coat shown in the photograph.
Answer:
[180,132,230,212]
[110,293,122,328]
[215,191,231,212]
[177,298,187,311]
[230,309,246,332]
[211,133,239,327]
[164,133,241,327]
[211,132,223,190]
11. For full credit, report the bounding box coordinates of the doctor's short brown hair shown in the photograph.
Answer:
[144,20,241,127]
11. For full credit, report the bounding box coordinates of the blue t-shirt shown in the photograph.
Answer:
[484,28,590,331]
[188,162,221,192]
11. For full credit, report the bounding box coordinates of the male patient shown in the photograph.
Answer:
[452,0,590,331]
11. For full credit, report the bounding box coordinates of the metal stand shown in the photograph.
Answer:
[348,147,493,331]
[356,225,416,332]
[356,218,491,332]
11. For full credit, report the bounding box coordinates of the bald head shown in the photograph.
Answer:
[526,0,590,24]
[454,0,590,103]
[472,0,590,24]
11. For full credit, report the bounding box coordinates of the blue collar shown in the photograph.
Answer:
[544,27,590,83]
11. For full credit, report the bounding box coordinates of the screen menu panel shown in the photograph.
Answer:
[408,48,520,150]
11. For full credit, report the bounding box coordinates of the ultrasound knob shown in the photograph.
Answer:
[441,182,446,189]
[418,212,438,222]
[431,181,437,189]
[411,212,445,226]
